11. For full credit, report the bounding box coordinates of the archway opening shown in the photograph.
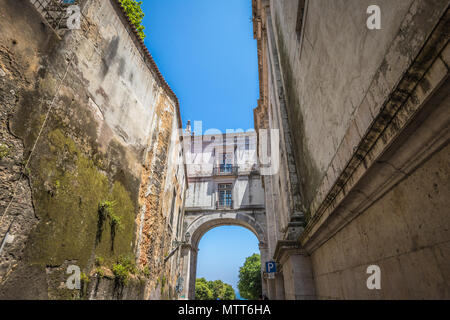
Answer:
[195,226,260,300]
[181,211,267,300]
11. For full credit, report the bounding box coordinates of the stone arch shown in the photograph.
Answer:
[186,211,266,249]
[180,210,267,299]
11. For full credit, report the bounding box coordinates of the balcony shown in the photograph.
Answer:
[216,200,233,210]
[213,164,238,176]
[30,0,79,31]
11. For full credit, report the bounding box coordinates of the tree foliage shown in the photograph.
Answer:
[195,278,213,300]
[237,253,262,300]
[119,0,146,40]
[195,278,236,300]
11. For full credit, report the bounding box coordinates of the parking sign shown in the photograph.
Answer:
[266,261,276,273]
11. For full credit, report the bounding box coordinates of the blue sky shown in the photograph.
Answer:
[196,226,259,296]
[141,1,260,296]
[142,0,259,133]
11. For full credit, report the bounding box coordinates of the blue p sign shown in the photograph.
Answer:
[266,261,276,273]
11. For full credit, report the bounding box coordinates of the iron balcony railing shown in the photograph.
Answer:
[30,0,79,31]
[213,164,238,176]
[216,200,233,210]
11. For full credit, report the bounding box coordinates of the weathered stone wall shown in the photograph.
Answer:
[136,93,187,300]
[304,37,450,298]
[254,0,450,299]
[269,0,443,210]
[0,0,186,300]
[311,141,450,299]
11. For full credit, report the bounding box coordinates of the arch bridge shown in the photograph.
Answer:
[179,131,268,299]
[179,209,268,299]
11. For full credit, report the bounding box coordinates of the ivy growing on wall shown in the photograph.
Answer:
[119,0,146,40]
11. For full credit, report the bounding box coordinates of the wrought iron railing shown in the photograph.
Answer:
[213,164,238,176]
[29,0,78,30]
[216,200,233,209]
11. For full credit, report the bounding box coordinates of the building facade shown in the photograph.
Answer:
[179,129,268,299]
[253,0,449,299]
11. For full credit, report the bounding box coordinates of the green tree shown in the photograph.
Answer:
[195,278,213,300]
[210,280,225,300]
[195,278,236,300]
[238,253,262,300]
[222,283,236,300]
[119,0,146,40]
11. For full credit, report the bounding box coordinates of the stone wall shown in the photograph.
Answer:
[254,0,449,299]
[311,141,450,299]
[136,92,187,300]
[0,0,186,300]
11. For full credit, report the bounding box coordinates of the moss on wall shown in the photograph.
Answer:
[0,143,10,159]
[27,127,134,267]
[3,73,139,298]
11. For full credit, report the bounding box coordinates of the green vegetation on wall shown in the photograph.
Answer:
[112,255,137,286]
[119,0,146,40]
[0,143,10,159]
[27,128,136,274]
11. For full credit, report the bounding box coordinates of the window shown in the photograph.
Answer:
[218,184,232,208]
[245,136,250,150]
[219,153,233,173]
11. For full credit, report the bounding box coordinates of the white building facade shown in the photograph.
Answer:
[179,128,268,299]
